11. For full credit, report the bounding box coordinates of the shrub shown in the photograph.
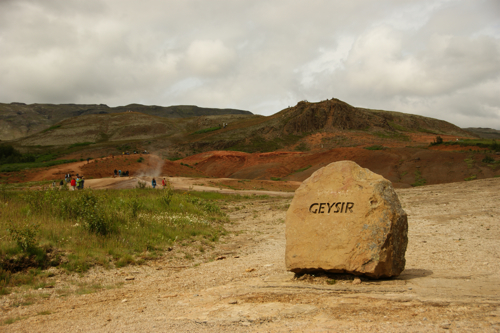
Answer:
[7,221,40,252]
[430,136,443,146]
[136,181,147,189]
[482,155,495,164]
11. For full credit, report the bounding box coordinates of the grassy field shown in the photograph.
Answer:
[0,184,231,295]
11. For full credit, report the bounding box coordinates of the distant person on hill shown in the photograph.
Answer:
[52,180,56,188]
[59,180,64,188]
[119,170,122,177]
[76,177,82,190]
[162,178,166,189]
[81,176,85,189]
[152,178,157,189]
[114,169,117,177]
[125,171,129,176]
[87,157,90,164]
[70,177,76,190]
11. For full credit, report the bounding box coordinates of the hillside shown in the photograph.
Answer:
[7,99,477,160]
[0,102,252,141]
[464,127,500,139]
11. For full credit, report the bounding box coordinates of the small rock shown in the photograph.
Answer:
[264,264,274,267]
[216,256,226,260]
[228,300,238,304]
[38,288,43,290]
[408,287,413,290]
[245,268,256,272]
[352,278,361,285]
[440,322,451,329]
[233,256,240,258]
[122,299,128,303]
[107,318,111,322]
[125,276,135,281]
[45,285,54,289]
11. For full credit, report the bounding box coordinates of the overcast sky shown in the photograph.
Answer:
[1,0,499,128]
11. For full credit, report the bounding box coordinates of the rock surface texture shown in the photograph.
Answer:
[285,161,408,278]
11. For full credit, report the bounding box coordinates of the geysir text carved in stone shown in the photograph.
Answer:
[309,202,354,214]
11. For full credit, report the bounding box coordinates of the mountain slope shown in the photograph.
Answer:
[8,98,476,160]
[0,103,252,141]
[464,127,500,139]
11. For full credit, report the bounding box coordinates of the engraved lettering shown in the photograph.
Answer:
[319,203,326,214]
[309,203,319,213]
[346,202,354,213]
[327,202,336,213]
[334,202,341,213]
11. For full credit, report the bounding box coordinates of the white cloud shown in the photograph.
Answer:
[0,0,499,128]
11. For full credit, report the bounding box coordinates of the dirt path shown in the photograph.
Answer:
[2,178,500,332]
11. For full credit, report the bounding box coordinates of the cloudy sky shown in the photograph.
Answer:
[1,0,499,128]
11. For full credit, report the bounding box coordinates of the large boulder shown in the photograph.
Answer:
[285,161,408,278]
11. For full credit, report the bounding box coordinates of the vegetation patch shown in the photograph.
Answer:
[0,185,228,293]
[228,134,303,153]
[373,131,410,141]
[387,121,409,132]
[0,159,77,173]
[364,145,385,150]
[437,139,500,151]
[192,127,220,135]
[464,175,477,181]
[41,125,61,133]
[411,170,426,187]
[68,142,94,148]
[293,165,312,173]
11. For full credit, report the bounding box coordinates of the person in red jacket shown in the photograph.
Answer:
[70,177,76,191]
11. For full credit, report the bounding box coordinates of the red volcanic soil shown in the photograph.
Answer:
[2,142,498,189]
[180,147,499,188]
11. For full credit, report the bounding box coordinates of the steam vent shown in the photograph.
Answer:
[285,161,408,278]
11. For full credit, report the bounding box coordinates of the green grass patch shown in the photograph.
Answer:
[228,134,304,153]
[364,145,385,150]
[270,177,281,181]
[191,127,220,135]
[0,184,229,290]
[41,125,61,133]
[464,158,474,168]
[69,142,94,148]
[411,170,427,187]
[387,121,409,132]
[373,131,410,141]
[293,165,312,173]
[464,175,477,181]
[442,139,500,151]
[0,159,78,172]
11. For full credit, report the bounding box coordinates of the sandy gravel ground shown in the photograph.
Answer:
[1,177,500,332]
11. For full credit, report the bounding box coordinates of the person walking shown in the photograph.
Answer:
[70,177,76,191]
[76,176,82,190]
[81,176,85,189]
[114,169,117,177]
[118,170,122,177]
[162,178,166,189]
[152,178,157,189]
